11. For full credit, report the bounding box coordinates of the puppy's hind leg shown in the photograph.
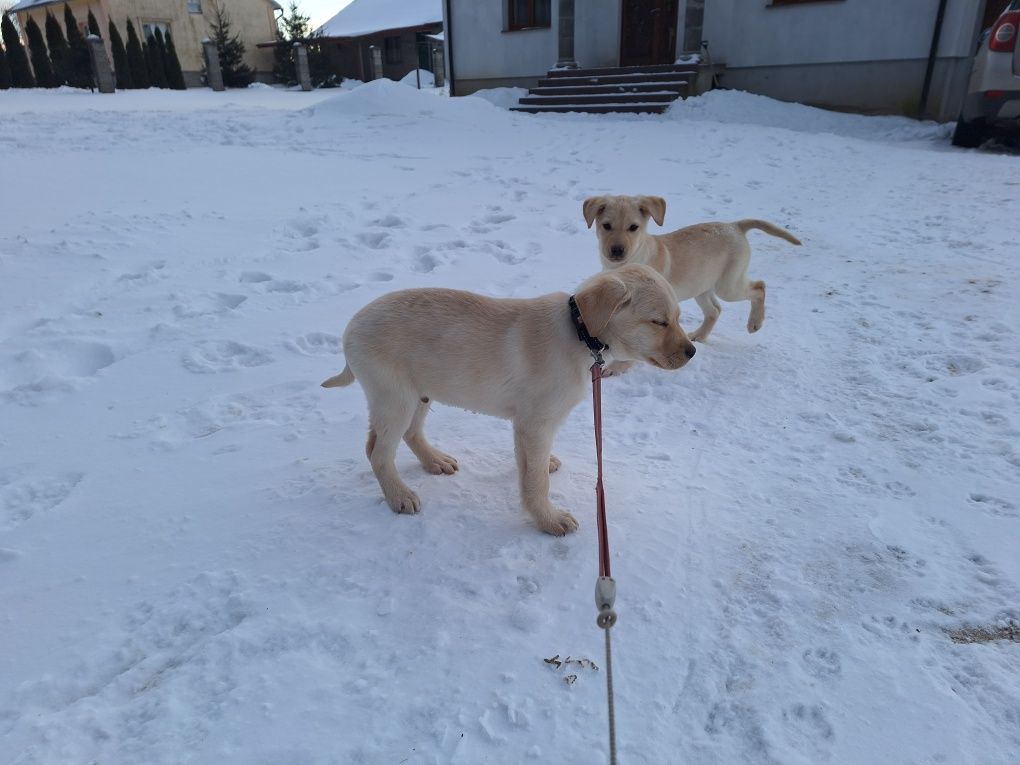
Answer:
[365,387,421,514]
[689,291,721,342]
[404,398,458,475]
[716,278,766,334]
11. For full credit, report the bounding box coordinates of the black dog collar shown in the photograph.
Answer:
[568,295,608,366]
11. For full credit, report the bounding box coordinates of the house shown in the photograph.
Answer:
[314,0,442,83]
[443,0,1004,120]
[9,0,281,86]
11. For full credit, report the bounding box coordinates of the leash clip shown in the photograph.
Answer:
[595,576,617,629]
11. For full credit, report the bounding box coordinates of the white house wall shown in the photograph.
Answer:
[447,0,621,93]
[702,0,985,119]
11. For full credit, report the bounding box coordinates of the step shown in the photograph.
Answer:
[546,63,697,78]
[536,72,693,88]
[528,82,689,97]
[510,103,670,115]
[518,92,681,106]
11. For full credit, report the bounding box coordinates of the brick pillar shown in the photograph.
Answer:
[86,34,115,93]
[294,43,312,90]
[556,0,579,69]
[202,38,225,91]
[369,45,383,80]
[432,42,445,88]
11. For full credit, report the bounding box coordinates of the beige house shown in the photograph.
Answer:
[10,0,280,86]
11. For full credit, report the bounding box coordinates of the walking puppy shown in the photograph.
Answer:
[321,264,696,536]
[583,195,800,343]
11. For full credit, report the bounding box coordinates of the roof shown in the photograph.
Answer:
[8,0,62,12]
[316,0,442,39]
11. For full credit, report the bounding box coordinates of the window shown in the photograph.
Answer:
[384,36,402,64]
[187,0,202,13]
[142,21,170,41]
[508,0,551,30]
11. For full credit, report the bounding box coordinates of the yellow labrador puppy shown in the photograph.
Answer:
[583,195,800,345]
[321,264,696,536]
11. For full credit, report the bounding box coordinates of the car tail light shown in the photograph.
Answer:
[989,11,1019,52]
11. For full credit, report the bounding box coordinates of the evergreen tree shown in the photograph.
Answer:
[0,43,11,90]
[63,4,92,89]
[144,31,166,88]
[44,11,72,86]
[124,19,148,88]
[86,9,100,37]
[2,12,35,87]
[108,18,132,89]
[163,30,186,90]
[24,17,56,88]
[208,1,254,87]
[273,1,310,86]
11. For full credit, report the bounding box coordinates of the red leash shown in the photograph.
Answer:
[592,362,611,579]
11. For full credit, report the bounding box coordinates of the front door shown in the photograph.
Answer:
[620,0,679,67]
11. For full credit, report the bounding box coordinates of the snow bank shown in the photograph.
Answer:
[670,89,953,142]
[305,77,502,125]
[399,68,436,88]
[469,86,528,110]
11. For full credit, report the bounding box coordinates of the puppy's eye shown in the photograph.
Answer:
[602,222,612,231]
[651,319,668,327]
[628,224,639,232]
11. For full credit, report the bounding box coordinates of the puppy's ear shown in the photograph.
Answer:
[575,274,630,336]
[637,196,666,227]
[583,196,606,229]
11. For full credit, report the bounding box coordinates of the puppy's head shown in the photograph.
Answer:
[583,195,666,267]
[574,264,695,371]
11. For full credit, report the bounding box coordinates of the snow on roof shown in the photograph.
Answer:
[316,0,442,39]
[8,0,62,13]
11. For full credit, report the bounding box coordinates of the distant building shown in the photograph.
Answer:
[444,0,1005,120]
[314,0,442,82]
[9,0,281,86]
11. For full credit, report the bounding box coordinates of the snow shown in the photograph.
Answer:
[315,0,442,38]
[2,83,1020,765]
[470,86,529,109]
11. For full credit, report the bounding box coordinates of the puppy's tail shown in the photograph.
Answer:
[736,219,801,246]
[321,364,355,388]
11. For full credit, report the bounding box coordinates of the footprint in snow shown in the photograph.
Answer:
[182,340,274,374]
[287,332,341,356]
[0,471,84,531]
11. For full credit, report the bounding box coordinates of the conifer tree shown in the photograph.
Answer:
[44,11,72,86]
[108,18,132,89]
[25,17,56,88]
[0,43,11,90]
[1,13,35,87]
[144,30,166,88]
[273,1,310,86]
[162,30,186,90]
[209,1,254,87]
[125,19,148,88]
[63,4,92,89]
[87,9,100,37]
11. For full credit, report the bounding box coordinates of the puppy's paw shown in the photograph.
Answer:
[423,451,459,475]
[602,361,634,378]
[537,510,579,536]
[386,486,421,515]
[746,318,764,333]
[549,455,562,473]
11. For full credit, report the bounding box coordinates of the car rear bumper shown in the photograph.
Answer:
[963,89,1020,128]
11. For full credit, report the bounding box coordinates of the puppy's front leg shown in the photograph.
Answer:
[513,419,579,536]
[602,360,634,378]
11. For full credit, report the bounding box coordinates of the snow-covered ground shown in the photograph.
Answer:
[2,82,1019,764]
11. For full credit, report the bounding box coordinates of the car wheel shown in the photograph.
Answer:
[952,116,987,148]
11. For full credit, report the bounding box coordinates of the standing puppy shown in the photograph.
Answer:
[584,195,800,343]
[321,264,696,536]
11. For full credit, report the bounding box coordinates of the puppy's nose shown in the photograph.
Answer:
[610,246,624,259]
[685,345,696,359]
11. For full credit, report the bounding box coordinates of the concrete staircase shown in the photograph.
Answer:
[510,63,696,115]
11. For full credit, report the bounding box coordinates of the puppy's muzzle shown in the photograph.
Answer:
[608,246,626,261]
[658,344,696,369]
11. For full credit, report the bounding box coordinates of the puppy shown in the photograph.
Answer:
[321,264,696,536]
[584,195,800,343]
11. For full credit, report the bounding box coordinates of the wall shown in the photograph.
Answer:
[702,0,986,119]
[446,0,621,93]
